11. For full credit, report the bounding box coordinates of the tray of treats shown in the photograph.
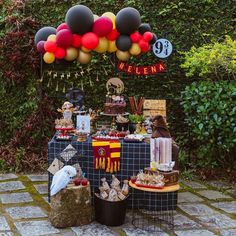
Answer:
[123,134,144,143]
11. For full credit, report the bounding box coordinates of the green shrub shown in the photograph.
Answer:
[181,81,236,168]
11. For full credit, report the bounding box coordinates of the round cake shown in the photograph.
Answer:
[104,95,126,114]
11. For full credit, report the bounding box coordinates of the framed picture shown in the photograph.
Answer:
[76,115,90,133]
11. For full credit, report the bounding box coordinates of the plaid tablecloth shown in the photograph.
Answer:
[48,136,177,209]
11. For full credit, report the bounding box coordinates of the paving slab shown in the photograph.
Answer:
[211,201,236,213]
[174,213,201,229]
[207,180,232,189]
[0,232,14,236]
[71,222,116,236]
[227,189,236,198]
[197,214,236,229]
[0,216,10,230]
[0,181,25,192]
[0,192,33,204]
[220,228,236,236]
[27,174,48,182]
[197,190,232,200]
[6,206,47,219]
[175,229,215,236]
[33,184,48,195]
[0,174,17,181]
[178,203,217,216]
[122,223,168,236]
[181,180,207,189]
[178,192,204,203]
[14,220,60,236]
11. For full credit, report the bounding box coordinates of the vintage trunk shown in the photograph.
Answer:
[49,183,93,228]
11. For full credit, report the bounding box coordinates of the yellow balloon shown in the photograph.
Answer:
[65,47,78,61]
[94,37,108,53]
[107,40,117,53]
[116,50,130,61]
[77,50,92,64]
[43,52,55,64]
[81,46,91,53]
[129,43,141,56]
[93,14,99,21]
[47,34,56,42]
[102,12,116,29]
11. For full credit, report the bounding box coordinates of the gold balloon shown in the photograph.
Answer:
[94,37,108,53]
[77,50,92,64]
[81,46,91,53]
[116,50,130,61]
[43,52,55,64]
[64,47,78,61]
[107,40,117,53]
[102,12,116,29]
[129,43,141,56]
[47,34,56,42]
[93,14,99,21]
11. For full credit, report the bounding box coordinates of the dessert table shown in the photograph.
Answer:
[48,135,178,209]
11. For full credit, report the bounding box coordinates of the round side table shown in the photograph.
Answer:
[129,181,180,233]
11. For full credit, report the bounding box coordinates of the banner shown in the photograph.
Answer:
[117,61,166,75]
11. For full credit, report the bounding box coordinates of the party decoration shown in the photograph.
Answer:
[44,41,57,53]
[92,16,113,37]
[37,41,46,53]
[43,52,55,64]
[47,34,56,42]
[81,46,91,53]
[117,61,166,75]
[64,47,78,61]
[81,32,99,50]
[55,47,66,59]
[106,29,119,41]
[77,50,92,64]
[102,12,116,28]
[72,34,82,48]
[93,14,99,21]
[35,26,56,44]
[116,7,141,35]
[139,39,150,52]
[94,37,108,53]
[150,33,158,44]
[56,29,73,48]
[129,43,141,56]
[116,50,130,61]
[116,35,132,51]
[130,31,142,43]
[143,32,153,42]
[153,38,173,58]
[107,40,117,53]
[138,23,151,35]
[56,23,69,32]
[65,5,94,34]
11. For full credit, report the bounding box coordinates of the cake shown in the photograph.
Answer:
[104,94,126,114]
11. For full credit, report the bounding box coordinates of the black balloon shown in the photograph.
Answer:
[35,26,56,44]
[116,7,141,35]
[150,33,158,44]
[138,23,151,35]
[116,35,132,51]
[65,5,94,35]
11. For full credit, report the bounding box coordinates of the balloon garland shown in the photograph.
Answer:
[35,5,157,64]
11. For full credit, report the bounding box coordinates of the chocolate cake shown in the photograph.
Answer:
[104,95,126,114]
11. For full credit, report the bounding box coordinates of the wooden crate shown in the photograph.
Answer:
[143,99,166,117]
[143,109,166,117]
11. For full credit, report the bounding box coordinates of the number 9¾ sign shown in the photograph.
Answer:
[152,38,173,59]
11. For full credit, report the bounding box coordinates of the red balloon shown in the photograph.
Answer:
[44,41,57,53]
[56,29,73,48]
[92,16,113,37]
[37,41,45,53]
[130,31,142,43]
[143,31,153,42]
[72,34,82,48]
[55,47,66,59]
[56,23,69,32]
[139,39,150,52]
[106,29,120,41]
[81,32,99,50]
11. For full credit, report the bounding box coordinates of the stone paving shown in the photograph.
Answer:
[0,173,235,236]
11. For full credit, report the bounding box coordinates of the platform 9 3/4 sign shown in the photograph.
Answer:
[153,39,173,59]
